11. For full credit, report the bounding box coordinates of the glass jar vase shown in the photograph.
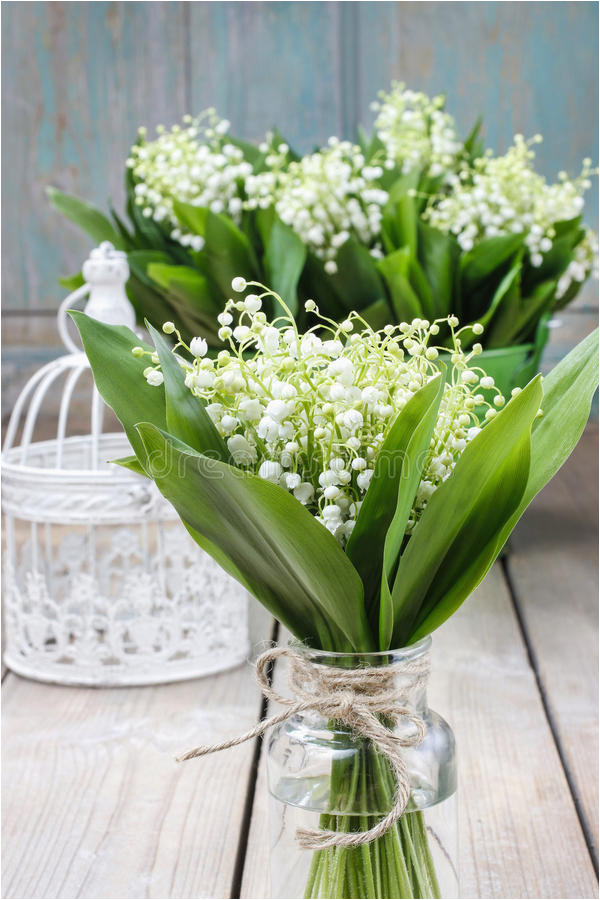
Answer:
[266,637,458,899]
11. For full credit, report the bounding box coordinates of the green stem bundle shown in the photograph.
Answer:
[303,735,440,899]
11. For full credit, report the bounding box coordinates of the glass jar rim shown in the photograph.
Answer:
[290,635,431,664]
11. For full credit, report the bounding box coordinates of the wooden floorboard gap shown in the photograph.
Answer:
[501,555,600,879]
[230,618,280,900]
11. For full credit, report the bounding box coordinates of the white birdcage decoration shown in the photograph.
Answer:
[2,242,249,686]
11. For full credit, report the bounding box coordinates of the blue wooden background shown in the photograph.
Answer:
[2,1,598,412]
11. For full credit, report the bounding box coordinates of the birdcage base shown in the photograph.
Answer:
[2,647,249,687]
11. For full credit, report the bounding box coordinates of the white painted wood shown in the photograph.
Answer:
[1,605,272,900]
[508,424,599,860]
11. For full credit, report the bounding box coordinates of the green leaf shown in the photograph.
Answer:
[58,271,85,291]
[391,376,544,645]
[328,240,387,312]
[417,222,459,318]
[360,298,393,331]
[172,200,208,236]
[489,279,556,348]
[228,136,265,168]
[124,170,175,254]
[491,329,599,550]
[460,233,524,294]
[299,254,348,322]
[413,330,599,639]
[408,257,434,320]
[137,424,375,652]
[70,311,166,467]
[381,169,421,255]
[128,250,173,284]
[146,322,229,461]
[147,264,221,315]
[262,214,307,315]
[111,455,148,477]
[202,211,260,298]
[345,374,444,634]
[47,187,124,248]
[378,248,423,321]
[464,115,484,161]
[461,258,522,348]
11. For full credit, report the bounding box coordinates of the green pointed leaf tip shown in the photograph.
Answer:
[47,187,124,248]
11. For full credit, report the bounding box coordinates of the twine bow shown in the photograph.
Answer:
[177,646,430,849]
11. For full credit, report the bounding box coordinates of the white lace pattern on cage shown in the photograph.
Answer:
[1,242,249,686]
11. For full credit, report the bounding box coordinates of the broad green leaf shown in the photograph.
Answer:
[382,169,421,255]
[47,187,123,248]
[125,171,173,253]
[490,329,599,551]
[409,257,434,320]
[146,322,228,461]
[345,374,444,633]
[299,254,348,322]
[391,376,543,645]
[262,215,307,315]
[463,259,522,349]
[491,279,555,347]
[412,330,599,639]
[70,311,166,467]
[172,200,208,236]
[378,248,423,320]
[125,273,172,329]
[460,233,524,294]
[137,424,375,652]
[360,298,393,331]
[110,205,136,249]
[202,211,260,298]
[378,374,447,648]
[128,250,173,286]
[328,240,387,312]
[417,222,459,318]
[147,263,221,316]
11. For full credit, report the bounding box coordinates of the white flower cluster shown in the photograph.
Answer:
[246,138,388,274]
[556,227,599,300]
[425,135,596,265]
[126,110,252,250]
[371,82,463,179]
[138,279,512,546]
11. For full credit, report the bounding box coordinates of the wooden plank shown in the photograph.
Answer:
[240,565,598,899]
[188,1,347,154]
[1,1,189,311]
[508,424,599,861]
[1,603,272,900]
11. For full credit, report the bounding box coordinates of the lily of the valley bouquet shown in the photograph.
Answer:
[52,83,597,396]
[73,275,598,899]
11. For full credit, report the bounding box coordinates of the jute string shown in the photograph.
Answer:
[177,646,430,849]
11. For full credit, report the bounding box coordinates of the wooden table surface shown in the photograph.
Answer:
[2,426,598,900]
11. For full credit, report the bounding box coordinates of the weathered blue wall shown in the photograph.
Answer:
[2,1,598,406]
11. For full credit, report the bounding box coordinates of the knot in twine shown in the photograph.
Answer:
[177,646,430,850]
